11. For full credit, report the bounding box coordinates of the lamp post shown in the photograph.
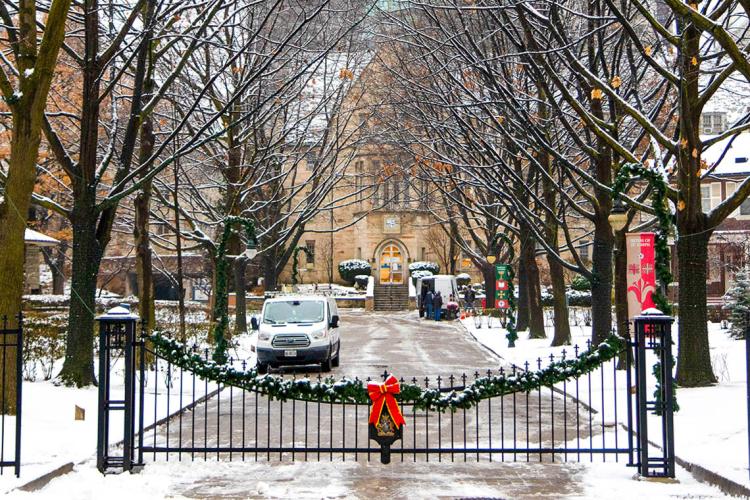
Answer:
[608,198,628,233]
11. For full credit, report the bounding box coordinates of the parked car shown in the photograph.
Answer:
[251,296,340,373]
[416,274,459,316]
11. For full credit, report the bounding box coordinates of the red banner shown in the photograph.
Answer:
[626,232,656,319]
[368,375,406,428]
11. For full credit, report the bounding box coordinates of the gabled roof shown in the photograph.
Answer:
[24,228,60,247]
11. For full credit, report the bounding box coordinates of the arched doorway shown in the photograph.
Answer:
[378,243,405,285]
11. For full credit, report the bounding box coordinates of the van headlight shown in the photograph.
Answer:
[310,329,328,340]
[258,331,271,341]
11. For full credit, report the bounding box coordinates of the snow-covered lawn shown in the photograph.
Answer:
[0,330,258,493]
[460,315,750,490]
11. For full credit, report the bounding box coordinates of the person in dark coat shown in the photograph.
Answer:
[420,283,429,318]
[464,286,475,312]
[425,289,434,320]
[433,291,443,321]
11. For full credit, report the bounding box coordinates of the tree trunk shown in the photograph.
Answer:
[483,262,495,310]
[263,252,279,292]
[516,239,530,332]
[613,231,630,367]
[549,255,571,346]
[234,257,248,335]
[590,221,614,345]
[0,118,40,413]
[52,244,68,295]
[675,232,716,386]
[525,248,545,339]
[134,44,156,334]
[58,203,101,387]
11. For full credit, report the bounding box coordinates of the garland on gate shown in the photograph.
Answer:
[291,246,313,286]
[212,216,258,365]
[612,162,677,413]
[148,332,624,412]
[611,162,673,314]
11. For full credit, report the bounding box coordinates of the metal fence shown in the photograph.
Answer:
[0,313,23,477]
[126,340,634,465]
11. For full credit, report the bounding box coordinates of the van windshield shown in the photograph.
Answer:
[263,301,324,324]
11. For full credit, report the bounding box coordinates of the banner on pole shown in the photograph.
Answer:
[495,264,511,309]
[626,232,656,319]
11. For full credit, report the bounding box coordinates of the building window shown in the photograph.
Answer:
[305,240,315,264]
[372,160,381,206]
[580,240,590,260]
[700,112,726,135]
[355,161,364,204]
[356,247,362,259]
[741,197,750,216]
[701,183,721,211]
[421,247,426,261]
[306,151,318,168]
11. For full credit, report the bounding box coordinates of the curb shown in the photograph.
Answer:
[674,455,750,498]
[15,462,75,492]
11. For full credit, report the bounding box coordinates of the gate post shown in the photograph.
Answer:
[96,304,139,474]
[633,308,675,478]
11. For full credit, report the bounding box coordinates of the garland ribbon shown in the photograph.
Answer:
[368,375,406,427]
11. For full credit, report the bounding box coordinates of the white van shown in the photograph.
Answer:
[416,275,459,313]
[251,296,340,374]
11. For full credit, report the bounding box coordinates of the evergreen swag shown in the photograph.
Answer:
[212,216,258,365]
[611,162,673,314]
[291,246,313,285]
[148,333,624,412]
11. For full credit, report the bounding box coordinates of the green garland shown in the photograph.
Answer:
[148,332,624,412]
[611,162,673,314]
[612,162,677,413]
[212,216,258,365]
[291,246,313,286]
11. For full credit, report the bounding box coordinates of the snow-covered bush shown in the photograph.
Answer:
[23,313,66,381]
[724,267,750,339]
[540,286,592,307]
[570,274,591,291]
[338,259,371,284]
[354,274,370,289]
[409,261,440,275]
[456,273,471,287]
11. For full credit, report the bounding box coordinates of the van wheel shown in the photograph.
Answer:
[332,345,340,368]
[321,356,332,372]
[257,362,268,375]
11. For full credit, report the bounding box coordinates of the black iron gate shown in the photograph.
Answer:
[0,313,23,477]
[97,309,675,477]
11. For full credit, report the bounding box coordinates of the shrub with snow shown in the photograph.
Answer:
[724,267,750,339]
[354,274,370,289]
[409,261,440,274]
[570,274,591,291]
[456,273,471,287]
[338,259,371,284]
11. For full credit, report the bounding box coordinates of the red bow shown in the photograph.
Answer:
[368,375,406,428]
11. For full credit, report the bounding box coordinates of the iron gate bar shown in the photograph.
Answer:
[0,313,22,477]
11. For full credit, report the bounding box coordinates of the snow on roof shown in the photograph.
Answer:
[702,132,750,176]
[284,50,373,145]
[24,228,60,247]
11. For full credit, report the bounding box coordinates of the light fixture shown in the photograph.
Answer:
[306,262,314,271]
[243,240,258,260]
[608,198,628,232]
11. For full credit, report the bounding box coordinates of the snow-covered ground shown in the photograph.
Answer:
[0,330,258,493]
[7,453,728,499]
[460,314,750,490]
